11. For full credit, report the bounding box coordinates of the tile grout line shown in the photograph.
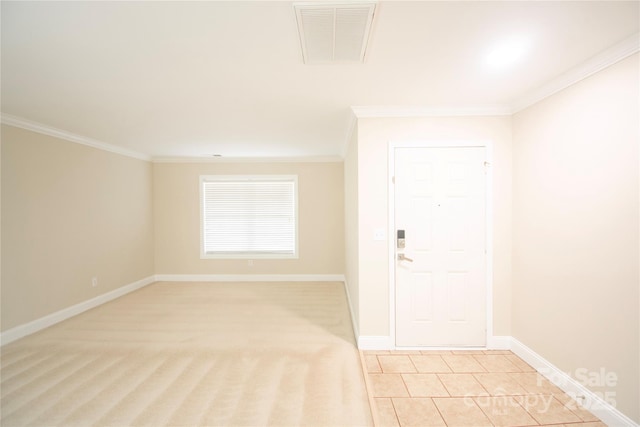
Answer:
[474,373,492,397]
[511,393,543,426]
[472,396,500,427]
[369,350,607,427]
[388,397,401,427]
[406,354,419,375]
[435,372,455,398]
[430,397,450,427]
[396,357,412,396]
[374,353,402,427]
[437,355,449,371]
[432,370,452,399]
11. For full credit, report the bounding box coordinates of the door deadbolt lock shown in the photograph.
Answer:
[397,229,405,249]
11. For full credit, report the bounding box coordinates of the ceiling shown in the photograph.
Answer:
[2,1,638,160]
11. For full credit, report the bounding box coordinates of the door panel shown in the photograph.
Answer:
[411,272,434,321]
[395,147,486,347]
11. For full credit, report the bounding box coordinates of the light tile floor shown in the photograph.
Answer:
[362,350,606,427]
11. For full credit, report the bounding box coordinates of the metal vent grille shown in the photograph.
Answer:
[294,3,376,64]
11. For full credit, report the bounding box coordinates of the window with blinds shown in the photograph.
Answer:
[200,175,298,258]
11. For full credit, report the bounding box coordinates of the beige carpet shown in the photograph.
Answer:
[0,282,373,427]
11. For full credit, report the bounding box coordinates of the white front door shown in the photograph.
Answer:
[395,146,486,347]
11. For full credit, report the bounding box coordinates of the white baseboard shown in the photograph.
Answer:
[0,274,344,347]
[342,279,360,341]
[357,333,637,425]
[356,335,510,351]
[154,274,346,282]
[0,275,156,346]
[487,335,512,350]
[511,338,638,427]
[358,335,393,350]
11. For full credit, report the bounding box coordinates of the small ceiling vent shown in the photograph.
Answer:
[294,2,376,64]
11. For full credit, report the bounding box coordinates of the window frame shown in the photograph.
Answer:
[199,174,299,259]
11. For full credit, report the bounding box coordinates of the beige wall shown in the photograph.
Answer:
[0,135,3,328]
[3,54,636,425]
[1,125,154,331]
[512,54,639,422]
[352,116,513,337]
[153,161,344,275]
[344,126,360,334]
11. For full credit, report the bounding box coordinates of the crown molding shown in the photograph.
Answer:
[350,32,640,120]
[351,105,512,118]
[340,108,358,159]
[152,155,343,164]
[1,114,151,162]
[5,33,637,162]
[511,32,640,113]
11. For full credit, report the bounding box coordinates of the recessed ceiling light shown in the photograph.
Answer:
[484,37,531,70]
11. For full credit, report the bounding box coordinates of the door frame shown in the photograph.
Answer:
[388,140,494,349]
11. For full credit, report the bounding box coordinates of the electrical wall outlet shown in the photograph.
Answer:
[91,277,98,287]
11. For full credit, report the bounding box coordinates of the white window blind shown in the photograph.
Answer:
[200,176,297,258]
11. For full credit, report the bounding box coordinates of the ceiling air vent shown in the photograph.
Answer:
[294,2,376,64]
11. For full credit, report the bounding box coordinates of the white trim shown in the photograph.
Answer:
[388,146,397,348]
[340,109,358,160]
[351,105,512,118]
[511,338,639,427]
[396,346,488,351]
[153,274,346,282]
[357,332,638,425]
[350,33,640,120]
[0,114,151,162]
[358,335,393,350]
[198,174,299,260]
[511,32,640,113]
[0,275,155,346]
[485,143,494,348]
[152,156,343,163]
[3,33,635,165]
[342,279,360,341]
[357,336,510,351]
[388,140,494,349]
